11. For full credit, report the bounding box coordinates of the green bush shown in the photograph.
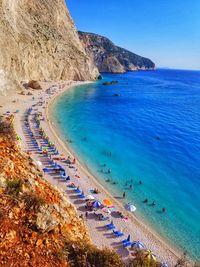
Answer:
[127,250,160,267]
[6,179,22,195]
[22,193,45,211]
[64,241,124,267]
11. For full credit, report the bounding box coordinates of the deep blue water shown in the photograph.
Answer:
[52,69,200,261]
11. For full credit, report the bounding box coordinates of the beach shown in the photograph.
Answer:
[0,81,189,266]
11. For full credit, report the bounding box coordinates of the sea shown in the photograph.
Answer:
[52,69,200,261]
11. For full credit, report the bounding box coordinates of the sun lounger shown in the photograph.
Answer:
[74,188,81,193]
[113,230,124,237]
[123,241,132,247]
[122,238,129,244]
[79,194,85,199]
[106,224,115,230]
[106,223,113,228]
[116,232,124,237]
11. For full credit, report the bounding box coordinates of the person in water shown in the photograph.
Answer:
[123,192,126,198]
[130,184,133,189]
[162,207,166,213]
[152,201,156,206]
[107,168,111,173]
[139,180,142,185]
[143,199,148,203]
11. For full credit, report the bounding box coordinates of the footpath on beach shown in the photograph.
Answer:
[0,81,184,266]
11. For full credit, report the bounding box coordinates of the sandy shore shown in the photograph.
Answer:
[0,81,190,266]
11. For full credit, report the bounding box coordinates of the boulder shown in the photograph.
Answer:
[27,80,42,90]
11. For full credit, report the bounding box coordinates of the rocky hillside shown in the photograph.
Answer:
[0,117,89,266]
[0,117,124,267]
[78,31,155,73]
[0,0,99,95]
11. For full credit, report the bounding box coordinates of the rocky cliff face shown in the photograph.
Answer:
[78,31,155,73]
[0,117,90,266]
[0,0,99,94]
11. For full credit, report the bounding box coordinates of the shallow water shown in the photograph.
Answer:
[52,69,200,261]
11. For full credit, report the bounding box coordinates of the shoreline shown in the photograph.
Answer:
[0,80,192,266]
[44,83,183,265]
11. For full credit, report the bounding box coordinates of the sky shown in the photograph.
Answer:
[66,0,200,70]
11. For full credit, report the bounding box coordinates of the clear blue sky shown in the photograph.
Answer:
[66,0,200,70]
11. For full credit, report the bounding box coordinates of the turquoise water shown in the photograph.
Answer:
[52,69,200,261]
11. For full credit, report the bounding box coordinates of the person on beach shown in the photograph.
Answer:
[123,192,126,198]
[93,188,100,194]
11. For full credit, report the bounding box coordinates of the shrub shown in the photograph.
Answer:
[23,193,45,211]
[64,241,124,267]
[6,179,22,195]
[127,250,160,267]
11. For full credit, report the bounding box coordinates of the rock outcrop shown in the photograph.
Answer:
[0,0,99,95]
[0,117,90,266]
[0,116,124,266]
[78,31,155,73]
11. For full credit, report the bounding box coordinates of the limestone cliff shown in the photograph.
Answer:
[0,0,99,94]
[78,31,155,73]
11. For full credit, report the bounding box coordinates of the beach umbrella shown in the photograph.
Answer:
[102,207,111,214]
[161,263,169,267]
[43,168,50,173]
[125,203,136,212]
[93,201,101,208]
[103,199,113,206]
[131,241,145,250]
[143,250,157,261]
[86,195,95,200]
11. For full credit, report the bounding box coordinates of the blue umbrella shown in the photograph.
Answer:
[131,241,145,250]
[43,168,50,173]
[161,263,169,267]
[93,201,101,208]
